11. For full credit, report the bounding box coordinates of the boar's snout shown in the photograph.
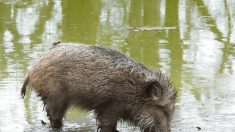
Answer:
[136,107,172,132]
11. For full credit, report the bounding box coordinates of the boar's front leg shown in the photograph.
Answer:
[97,123,118,132]
[96,103,119,132]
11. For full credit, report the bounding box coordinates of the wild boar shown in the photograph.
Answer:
[21,42,176,132]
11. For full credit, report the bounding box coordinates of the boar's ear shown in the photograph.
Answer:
[145,80,163,101]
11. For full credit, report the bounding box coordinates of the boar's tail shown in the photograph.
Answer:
[21,75,29,99]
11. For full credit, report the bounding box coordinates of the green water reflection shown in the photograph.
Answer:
[0,0,235,131]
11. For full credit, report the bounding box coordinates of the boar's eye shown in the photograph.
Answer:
[145,80,163,101]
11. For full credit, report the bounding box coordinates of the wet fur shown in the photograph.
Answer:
[21,42,176,132]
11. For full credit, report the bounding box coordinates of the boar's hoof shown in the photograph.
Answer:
[97,126,119,132]
[50,120,62,129]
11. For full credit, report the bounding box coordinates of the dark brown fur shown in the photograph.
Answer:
[21,43,176,132]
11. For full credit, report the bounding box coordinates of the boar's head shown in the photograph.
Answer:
[133,72,177,132]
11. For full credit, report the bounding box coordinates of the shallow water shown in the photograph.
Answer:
[0,0,235,132]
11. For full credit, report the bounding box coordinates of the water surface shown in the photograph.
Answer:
[0,0,235,131]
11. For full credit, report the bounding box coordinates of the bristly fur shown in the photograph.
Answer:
[21,42,176,131]
[155,71,177,106]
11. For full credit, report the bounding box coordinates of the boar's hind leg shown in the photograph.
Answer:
[45,94,68,129]
[96,104,119,132]
[96,116,118,132]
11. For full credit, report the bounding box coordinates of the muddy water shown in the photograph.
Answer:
[0,0,235,132]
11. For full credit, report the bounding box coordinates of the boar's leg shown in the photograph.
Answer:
[97,125,118,132]
[45,94,68,128]
[96,117,118,132]
[96,104,119,132]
